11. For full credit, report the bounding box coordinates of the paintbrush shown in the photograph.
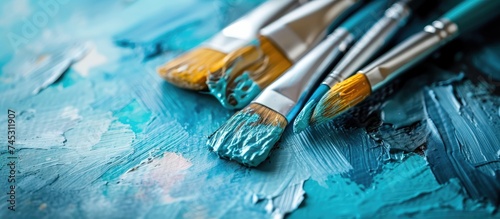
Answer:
[310,0,500,126]
[293,0,420,133]
[206,1,387,167]
[207,0,361,109]
[157,1,302,91]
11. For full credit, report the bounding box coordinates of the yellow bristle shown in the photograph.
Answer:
[312,73,372,123]
[210,35,293,90]
[157,47,226,91]
[252,35,293,88]
[246,103,288,128]
[209,45,266,85]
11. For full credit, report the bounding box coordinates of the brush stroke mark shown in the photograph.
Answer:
[373,67,464,152]
[0,43,88,100]
[290,155,493,218]
[284,127,352,185]
[424,84,500,206]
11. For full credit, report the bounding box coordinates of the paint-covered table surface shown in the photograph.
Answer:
[1,0,499,218]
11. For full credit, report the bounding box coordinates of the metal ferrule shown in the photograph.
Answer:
[204,1,302,53]
[323,0,411,87]
[252,28,354,121]
[362,18,459,89]
[260,0,358,62]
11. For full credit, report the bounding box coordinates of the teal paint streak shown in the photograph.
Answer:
[114,99,153,133]
[471,42,500,82]
[207,110,284,167]
[293,84,329,133]
[380,66,461,129]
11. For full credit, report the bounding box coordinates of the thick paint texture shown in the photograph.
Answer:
[1,0,500,218]
[207,110,284,167]
[207,69,262,109]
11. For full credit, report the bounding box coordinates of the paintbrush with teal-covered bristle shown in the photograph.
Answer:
[207,0,362,109]
[293,0,422,133]
[157,1,302,91]
[310,0,500,126]
[206,1,389,167]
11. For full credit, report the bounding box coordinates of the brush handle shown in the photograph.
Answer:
[205,1,302,53]
[443,0,500,34]
[339,0,388,39]
[323,0,411,87]
[253,29,354,120]
[362,18,458,88]
[363,0,500,89]
[261,0,359,62]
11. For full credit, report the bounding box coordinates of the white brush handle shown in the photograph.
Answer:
[363,18,458,89]
[261,0,358,62]
[253,29,354,120]
[205,1,302,53]
[323,0,411,87]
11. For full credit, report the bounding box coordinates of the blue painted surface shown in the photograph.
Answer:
[0,0,499,218]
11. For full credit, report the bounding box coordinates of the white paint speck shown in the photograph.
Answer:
[60,106,82,121]
[72,43,107,76]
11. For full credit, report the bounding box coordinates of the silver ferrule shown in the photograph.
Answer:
[204,1,302,53]
[323,0,411,87]
[253,28,354,120]
[362,18,459,89]
[261,0,358,62]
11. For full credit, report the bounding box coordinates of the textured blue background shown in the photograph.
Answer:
[1,0,499,218]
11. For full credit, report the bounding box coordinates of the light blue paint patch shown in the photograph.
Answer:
[283,126,353,185]
[207,110,285,167]
[100,118,189,181]
[114,99,152,133]
[0,43,88,99]
[293,84,330,133]
[208,71,262,109]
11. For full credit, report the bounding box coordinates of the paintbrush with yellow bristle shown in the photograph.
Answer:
[310,0,500,126]
[293,0,420,133]
[157,1,302,90]
[207,0,361,109]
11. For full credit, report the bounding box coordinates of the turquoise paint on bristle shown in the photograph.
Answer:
[207,105,286,167]
[293,84,330,133]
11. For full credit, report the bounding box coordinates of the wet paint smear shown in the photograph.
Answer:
[1,0,500,218]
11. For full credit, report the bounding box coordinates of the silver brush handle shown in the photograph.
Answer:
[323,0,411,87]
[363,18,459,89]
[205,1,302,53]
[253,29,354,120]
